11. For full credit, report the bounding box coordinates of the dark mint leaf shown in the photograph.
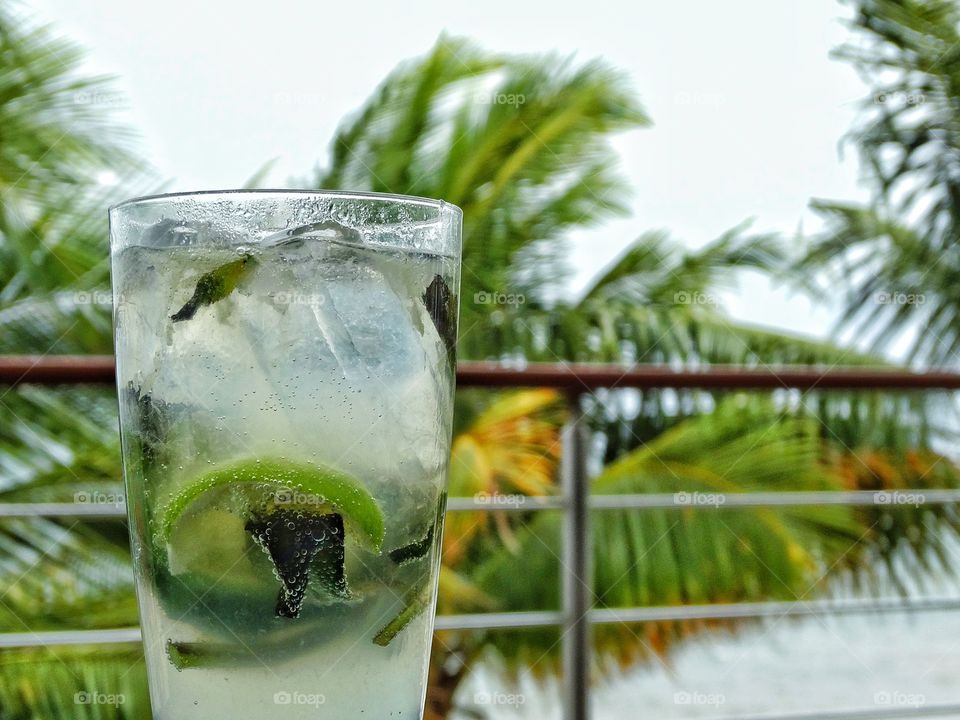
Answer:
[423,274,457,364]
[388,523,434,565]
[125,383,186,473]
[247,510,347,619]
[171,255,254,323]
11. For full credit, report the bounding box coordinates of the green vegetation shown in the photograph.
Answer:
[0,2,959,718]
[798,0,960,364]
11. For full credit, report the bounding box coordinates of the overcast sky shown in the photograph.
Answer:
[28,0,873,341]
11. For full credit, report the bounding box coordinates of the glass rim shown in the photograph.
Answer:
[108,188,463,217]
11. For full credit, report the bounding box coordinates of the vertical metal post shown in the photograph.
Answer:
[561,392,591,720]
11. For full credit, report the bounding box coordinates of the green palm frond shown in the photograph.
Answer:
[457,223,841,363]
[0,0,145,675]
[0,385,135,633]
[314,36,502,193]
[578,222,781,307]
[310,34,650,311]
[459,398,853,675]
[1,6,959,717]
[458,396,960,677]
[0,5,140,206]
[0,518,135,631]
[0,645,148,720]
[0,179,156,355]
[796,0,960,365]
[0,387,120,499]
[444,389,565,566]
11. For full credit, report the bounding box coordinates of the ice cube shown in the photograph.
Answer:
[116,228,452,484]
[245,240,448,477]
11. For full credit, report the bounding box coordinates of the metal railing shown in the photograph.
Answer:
[4,355,960,720]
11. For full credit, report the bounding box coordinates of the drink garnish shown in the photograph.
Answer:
[247,510,348,618]
[155,458,384,624]
[171,254,255,322]
[423,274,457,361]
[388,522,434,565]
[166,639,251,671]
[373,588,430,647]
[155,458,384,554]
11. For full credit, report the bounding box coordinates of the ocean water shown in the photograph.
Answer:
[458,568,960,718]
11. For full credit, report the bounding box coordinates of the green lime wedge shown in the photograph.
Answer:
[153,457,385,556]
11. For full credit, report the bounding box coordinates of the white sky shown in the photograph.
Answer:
[28,0,872,341]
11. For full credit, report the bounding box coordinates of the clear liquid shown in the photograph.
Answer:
[113,236,457,719]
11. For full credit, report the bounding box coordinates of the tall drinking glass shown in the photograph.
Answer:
[109,191,461,719]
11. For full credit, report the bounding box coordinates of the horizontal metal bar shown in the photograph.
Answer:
[434,610,564,630]
[4,489,957,520]
[458,362,960,391]
[591,596,960,623]
[0,355,115,385]
[5,355,960,391]
[435,597,960,631]
[0,628,141,648]
[6,596,960,648]
[716,702,960,720]
[587,489,960,509]
[445,496,567,511]
[0,503,126,519]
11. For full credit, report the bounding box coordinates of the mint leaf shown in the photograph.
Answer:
[171,254,254,322]
[388,523,434,565]
[423,274,457,362]
[246,510,347,619]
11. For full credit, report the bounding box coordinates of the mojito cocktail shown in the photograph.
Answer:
[109,191,461,718]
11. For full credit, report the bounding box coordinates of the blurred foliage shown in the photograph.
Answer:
[0,4,959,720]
[798,0,960,365]
[0,4,148,718]
[0,646,147,720]
[310,35,648,327]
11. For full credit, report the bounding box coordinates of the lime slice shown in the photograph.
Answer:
[151,457,385,630]
[153,457,385,555]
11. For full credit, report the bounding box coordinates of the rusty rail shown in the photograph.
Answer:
[4,353,960,720]
[4,355,960,390]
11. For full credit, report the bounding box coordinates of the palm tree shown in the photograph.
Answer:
[0,4,150,717]
[309,33,960,718]
[796,0,960,366]
[0,8,958,720]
